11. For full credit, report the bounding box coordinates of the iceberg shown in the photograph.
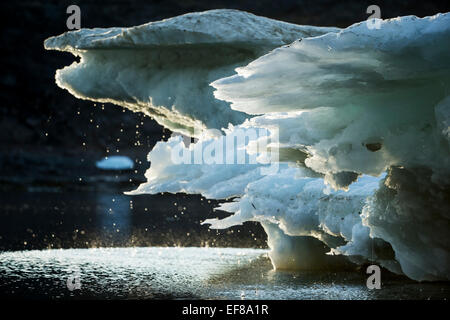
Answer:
[44,9,337,137]
[45,10,450,281]
[96,155,134,170]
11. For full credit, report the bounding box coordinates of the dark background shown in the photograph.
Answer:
[0,1,449,250]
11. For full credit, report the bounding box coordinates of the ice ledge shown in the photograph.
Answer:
[44,9,339,51]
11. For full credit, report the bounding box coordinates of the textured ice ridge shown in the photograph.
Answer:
[44,9,337,136]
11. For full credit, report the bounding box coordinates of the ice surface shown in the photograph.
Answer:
[210,13,450,280]
[46,10,450,281]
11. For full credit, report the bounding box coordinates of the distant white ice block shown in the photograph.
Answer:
[44,9,338,136]
[96,156,134,170]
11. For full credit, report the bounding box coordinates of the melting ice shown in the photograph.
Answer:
[45,10,450,281]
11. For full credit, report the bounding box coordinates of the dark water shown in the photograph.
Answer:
[0,191,448,300]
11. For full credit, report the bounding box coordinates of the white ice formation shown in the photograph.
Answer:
[44,9,337,137]
[45,10,450,281]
